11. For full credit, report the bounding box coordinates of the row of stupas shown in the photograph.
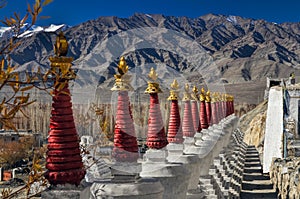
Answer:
[111,57,235,161]
[43,32,235,189]
[106,57,236,198]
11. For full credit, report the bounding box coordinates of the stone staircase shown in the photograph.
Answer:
[202,129,247,198]
[200,129,278,199]
[240,145,278,199]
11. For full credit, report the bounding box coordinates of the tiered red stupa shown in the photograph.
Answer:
[199,88,208,129]
[167,79,184,143]
[227,95,234,116]
[191,86,200,133]
[145,68,168,149]
[111,57,139,162]
[205,90,212,126]
[182,84,195,137]
[225,94,229,117]
[216,93,223,123]
[45,32,85,186]
[221,94,227,119]
[231,96,235,115]
[210,94,217,125]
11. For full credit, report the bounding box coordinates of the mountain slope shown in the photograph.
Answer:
[1,13,300,97]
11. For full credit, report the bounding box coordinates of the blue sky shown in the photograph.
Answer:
[1,0,300,26]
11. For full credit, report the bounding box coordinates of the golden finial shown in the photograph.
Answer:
[211,92,216,103]
[111,57,133,91]
[226,94,229,101]
[114,56,128,80]
[193,86,198,94]
[205,90,211,102]
[218,93,223,101]
[168,79,179,100]
[49,32,75,80]
[185,84,189,92]
[221,93,226,101]
[191,85,199,101]
[54,32,68,57]
[145,67,162,94]
[199,87,206,102]
[182,83,191,101]
[228,95,234,102]
[171,79,179,90]
[148,67,158,82]
[214,92,219,102]
[118,57,128,76]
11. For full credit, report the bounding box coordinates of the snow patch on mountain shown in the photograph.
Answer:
[226,15,238,24]
[44,24,66,32]
[145,14,153,19]
[0,23,70,38]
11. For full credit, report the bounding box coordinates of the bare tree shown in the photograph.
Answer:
[0,0,53,131]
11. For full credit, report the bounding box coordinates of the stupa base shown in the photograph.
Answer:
[89,178,164,199]
[41,184,83,199]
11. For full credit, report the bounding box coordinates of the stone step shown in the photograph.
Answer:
[242,173,271,181]
[240,146,277,198]
[244,157,260,162]
[240,190,278,199]
[243,167,262,173]
[244,161,261,167]
[241,181,273,190]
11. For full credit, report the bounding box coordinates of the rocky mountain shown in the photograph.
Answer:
[1,13,300,103]
[0,23,69,38]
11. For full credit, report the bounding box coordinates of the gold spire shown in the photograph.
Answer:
[199,87,206,102]
[211,92,216,103]
[49,32,75,80]
[205,90,211,102]
[111,56,133,91]
[221,93,226,101]
[168,79,179,100]
[145,67,162,94]
[228,94,234,102]
[191,85,199,101]
[171,79,179,90]
[148,67,158,81]
[182,83,191,101]
[54,32,68,57]
[115,56,128,79]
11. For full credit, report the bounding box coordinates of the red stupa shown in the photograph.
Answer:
[167,79,184,143]
[45,32,85,186]
[221,94,227,119]
[191,86,200,133]
[182,84,195,137]
[227,94,234,116]
[145,68,168,149]
[205,90,212,126]
[210,96,217,125]
[232,97,235,115]
[111,57,139,162]
[215,93,222,123]
[199,88,208,129]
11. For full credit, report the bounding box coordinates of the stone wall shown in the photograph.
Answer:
[270,157,300,198]
[286,85,300,138]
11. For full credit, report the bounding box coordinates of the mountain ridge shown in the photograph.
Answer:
[1,13,300,103]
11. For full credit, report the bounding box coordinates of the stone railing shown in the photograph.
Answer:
[206,129,247,198]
